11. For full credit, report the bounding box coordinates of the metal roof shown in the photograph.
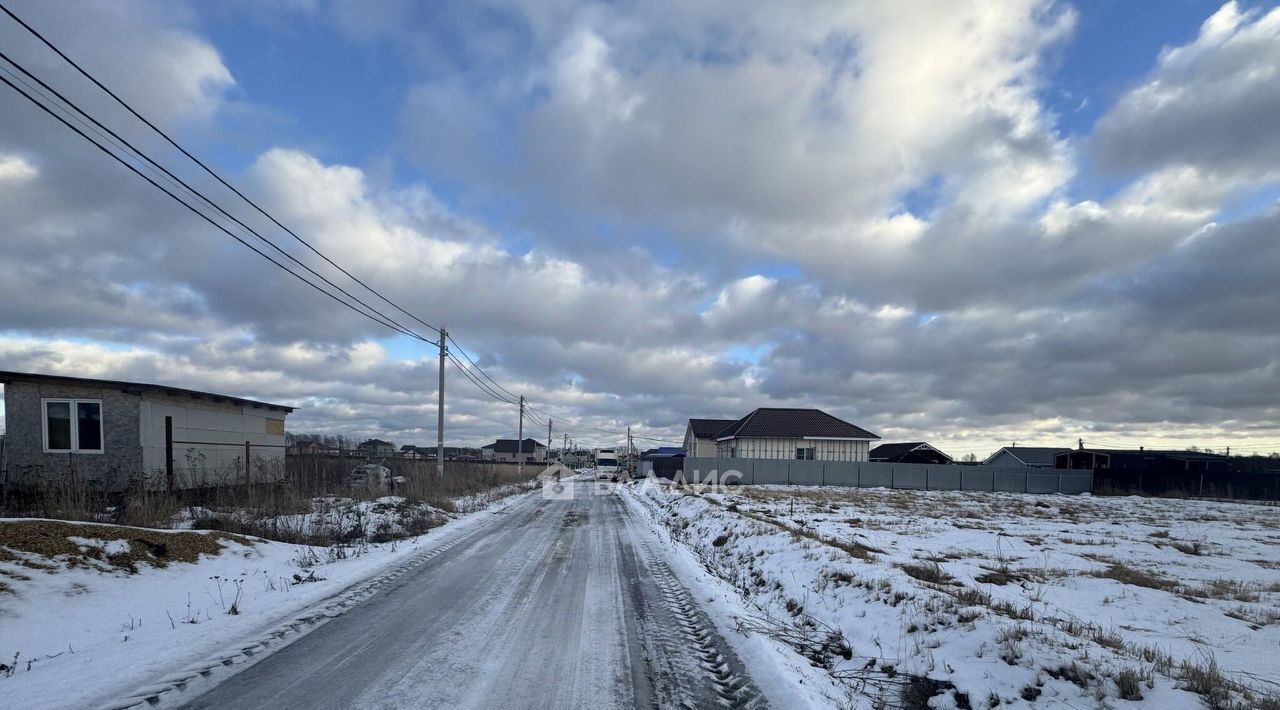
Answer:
[688,418,736,438]
[716,408,879,441]
[642,446,686,459]
[869,442,936,458]
[1068,448,1229,461]
[0,370,295,412]
[983,447,1068,466]
[482,438,545,453]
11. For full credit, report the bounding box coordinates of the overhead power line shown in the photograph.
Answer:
[447,353,517,406]
[0,71,441,343]
[0,1,440,340]
[0,51,437,347]
[446,335,521,402]
[0,2,684,443]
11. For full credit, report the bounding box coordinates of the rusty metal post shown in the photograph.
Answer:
[165,416,174,494]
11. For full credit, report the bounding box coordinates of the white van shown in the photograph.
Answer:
[595,449,619,479]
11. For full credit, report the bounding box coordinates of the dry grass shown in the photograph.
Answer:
[1115,667,1146,701]
[0,519,247,573]
[659,485,1280,709]
[1090,561,1179,591]
[1224,605,1280,627]
[1171,540,1207,556]
[1,461,539,546]
[899,560,957,586]
[700,492,882,560]
[1186,578,1274,602]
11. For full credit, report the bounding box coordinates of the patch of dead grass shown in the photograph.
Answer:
[0,520,248,573]
[1088,560,1179,591]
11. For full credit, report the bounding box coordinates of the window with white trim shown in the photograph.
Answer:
[795,447,815,460]
[42,399,103,453]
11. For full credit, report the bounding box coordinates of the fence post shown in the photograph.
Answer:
[890,466,895,489]
[925,469,930,491]
[244,440,251,486]
[164,416,174,494]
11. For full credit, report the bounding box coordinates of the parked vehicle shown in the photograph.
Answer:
[348,461,406,491]
[595,449,619,479]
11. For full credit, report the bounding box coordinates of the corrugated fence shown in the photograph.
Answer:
[643,457,1093,494]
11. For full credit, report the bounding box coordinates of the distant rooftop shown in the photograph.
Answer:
[482,438,545,453]
[0,370,295,413]
[717,408,878,440]
[688,418,736,438]
[984,446,1068,466]
[869,442,929,458]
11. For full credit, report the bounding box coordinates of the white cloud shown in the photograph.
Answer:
[0,1,234,130]
[3,0,1280,452]
[1091,1,1280,184]
[405,0,1076,236]
[0,153,37,182]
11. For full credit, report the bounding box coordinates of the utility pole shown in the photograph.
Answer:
[547,418,553,467]
[437,327,446,478]
[517,395,525,479]
[627,425,633,478]
[563,433,568,464]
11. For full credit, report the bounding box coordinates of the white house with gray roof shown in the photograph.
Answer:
[714,407,879,461]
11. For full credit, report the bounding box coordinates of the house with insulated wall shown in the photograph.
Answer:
[714,407,879,461]
[683,418,736,458]
[0,371,293,491]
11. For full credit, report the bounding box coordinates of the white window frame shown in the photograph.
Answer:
[796,447,816,460]
[41,398,104,454]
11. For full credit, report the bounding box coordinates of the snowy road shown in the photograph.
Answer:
[178,479,764,710]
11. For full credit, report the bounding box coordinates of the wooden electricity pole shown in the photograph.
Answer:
[547,418,553,467]
[437,327,446,477]
[517,395,525,478]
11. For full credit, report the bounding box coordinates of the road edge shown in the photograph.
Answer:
[618,482,840,710]
[94,489,536,710]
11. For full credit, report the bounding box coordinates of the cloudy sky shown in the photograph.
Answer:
[2,0,1279,456]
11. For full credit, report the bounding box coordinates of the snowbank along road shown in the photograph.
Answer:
[176,478,765,709]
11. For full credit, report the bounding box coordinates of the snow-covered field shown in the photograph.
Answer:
[629,481,1280,709]
[0,486,534,710]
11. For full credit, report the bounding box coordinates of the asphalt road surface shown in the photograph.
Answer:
[180,479,764,710]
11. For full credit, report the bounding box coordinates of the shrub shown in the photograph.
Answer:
[1115,668,1144,701]
[900,561,956,585]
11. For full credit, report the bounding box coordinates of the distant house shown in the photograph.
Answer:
[562,448,593,467]
[869,442,953,465]
[683,418,736,458]
[0,370,293,491]
[984,447,1069,468]
[481,438,547,464]
[715,408,879,461]
[1055,448,1229,473]
[290,440,328,456]
[641,446,686,461]
[358,439,395,457]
